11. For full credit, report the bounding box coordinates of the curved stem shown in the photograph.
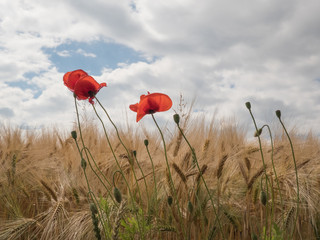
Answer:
[73,98,107,237]
[278,118,299,238]
[151,114,186,238]
[262,124,284,226]
[91,101,145,238]
[247,108,269,240]
[80,146,116,206]
[145,144,158,199]
[175,123,225,240]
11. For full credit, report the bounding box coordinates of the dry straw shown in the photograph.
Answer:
[247,166,265,190]
[216,154,228,180]
[172,163,187,185]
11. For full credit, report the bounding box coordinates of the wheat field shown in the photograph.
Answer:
[1,108,320,240]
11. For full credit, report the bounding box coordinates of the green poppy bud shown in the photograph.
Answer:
[71,130,77,140]
[144,139,149,147]
[275,110,281,119]
[254,128,262,137]
[245,102,251,110]
[90,203,98,215]
[260,190,267,206]
[114,187,122,203]
[81,158,87,170]
[173,114,180,124]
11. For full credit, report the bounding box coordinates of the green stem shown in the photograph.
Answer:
[262,124,284,227]
[91,103,134,200]
[95,97,132,160]
[145,143,158,201]
[72,103,107,237]
[278,117,299,238]
[175,123,225,240]
[151,114,186,238]
[80,146,116,206]
[133,153,150,209]
[91,101,145,239]
[247,107,269,240]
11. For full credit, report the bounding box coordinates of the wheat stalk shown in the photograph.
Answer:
[195,164,208,184]
[112,200,127,240]
[244,157,251,171]
[247,166,264,190]
[216,154,228,180]
[172,163,187,185]
[40,180,58,202]
[239,162,249,184]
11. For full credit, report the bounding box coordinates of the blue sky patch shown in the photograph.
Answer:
[43,40,149,75]
[7,80,42,99]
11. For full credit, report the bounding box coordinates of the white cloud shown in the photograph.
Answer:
[0,0,320,137]
[57,50,71,57]
[76,48,96,58]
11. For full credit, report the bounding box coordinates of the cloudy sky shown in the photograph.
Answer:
[1,0,320,136]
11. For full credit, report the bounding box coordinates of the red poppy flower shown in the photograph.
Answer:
[63,69,88,91]
[129,92,172,122]
[73,75,107,104]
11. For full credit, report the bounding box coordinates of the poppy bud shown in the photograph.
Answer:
[167,196,173,206]
[81,158,87,170]
[275,110,281,119]
[132,150,137,158]
[90,203,98,215]
[254,128,262,137]
[245,102,251,110]
[260,190,267,206]
[144,139,149,147]
[114,187,122,203]
[187,201,193,213]
[173,114,180,124]
[71,130,77,140]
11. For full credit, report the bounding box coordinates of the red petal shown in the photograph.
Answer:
[129,103,139,112]
[136,110,146,122]
[63,69,88,91]
[74,76,106,101]
[130,92,172,122]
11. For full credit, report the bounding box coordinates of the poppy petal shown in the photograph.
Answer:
[129,103,139,112]
[129,92,172,122]
[136,110,147,122]
[63,69,88,91]
[74,75,106,103]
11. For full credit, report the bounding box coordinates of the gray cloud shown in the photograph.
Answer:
[0,0,319,136]
[0,108,14,118]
